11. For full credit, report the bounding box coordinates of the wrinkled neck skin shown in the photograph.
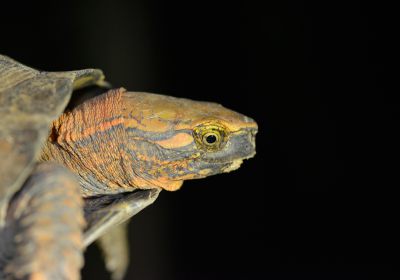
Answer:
[40,88,180,197]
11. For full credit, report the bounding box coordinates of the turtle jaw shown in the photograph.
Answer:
[200,127,257,162]
[221,159,244,173]
[220,149,256,173]
[182,127,257,177]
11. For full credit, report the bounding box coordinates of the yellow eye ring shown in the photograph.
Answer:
[193,124,226,151]
[202,131,220,146]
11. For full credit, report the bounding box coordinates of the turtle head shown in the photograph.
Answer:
[41,88,257,195]
[122,91,258,191]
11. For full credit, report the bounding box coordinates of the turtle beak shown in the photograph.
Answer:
[237,127,257,159]
[220,127,256,173]
[249,127,257,156]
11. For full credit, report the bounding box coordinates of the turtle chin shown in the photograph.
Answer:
[220,149,256,173]
[221,159,244,173]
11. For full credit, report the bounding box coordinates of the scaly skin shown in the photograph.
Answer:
[41,87,258,196]
[1,54,257,280]
[39,87,257,280]
[0,163,84,280]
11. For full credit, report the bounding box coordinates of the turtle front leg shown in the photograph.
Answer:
[0,163,85,280]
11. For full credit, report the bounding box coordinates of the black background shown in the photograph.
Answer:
[1,1,397,279]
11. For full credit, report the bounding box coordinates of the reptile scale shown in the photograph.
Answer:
[0,54,257,280]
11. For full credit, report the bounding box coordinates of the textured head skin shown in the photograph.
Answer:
[121,91,257,190]
[41,88,257,195]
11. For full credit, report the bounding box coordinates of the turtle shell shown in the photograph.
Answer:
[0,54,105,225]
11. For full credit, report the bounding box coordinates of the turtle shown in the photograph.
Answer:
[0,54,258,280]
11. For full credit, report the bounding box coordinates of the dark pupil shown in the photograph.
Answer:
[206,134,217,144]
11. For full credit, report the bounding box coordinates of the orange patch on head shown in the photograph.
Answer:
[155,133,193,149]
[130,173,183,191]
[30,272,46,280]
[122,91,258,133]
[124,116,171,132]
[156,178,183,191]
[62,117,124,143]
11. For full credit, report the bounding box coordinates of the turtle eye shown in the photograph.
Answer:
[193,124,226,151]
[202,132,220,146]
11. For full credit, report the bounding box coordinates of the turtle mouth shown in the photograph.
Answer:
[220,150,256,172]
[200,129,256,162]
